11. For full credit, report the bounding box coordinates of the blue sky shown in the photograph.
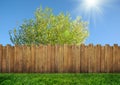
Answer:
[0,0,120,46]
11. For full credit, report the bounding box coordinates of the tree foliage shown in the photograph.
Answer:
[9,7,89,45]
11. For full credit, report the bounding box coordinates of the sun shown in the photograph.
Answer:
[75,0,104,25]
[83,0,100,10]
[85,0,99,8]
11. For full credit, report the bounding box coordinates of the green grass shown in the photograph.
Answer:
[0,73,120,85]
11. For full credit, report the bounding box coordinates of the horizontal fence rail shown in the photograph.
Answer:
[0,44,120,73]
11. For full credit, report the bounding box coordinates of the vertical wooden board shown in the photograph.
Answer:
[79,45,81,73]
[43,45,47,73]
[14,45,17,73]
[66,45,69,73]
[37,46,41,73]
[6,45,12,73]
[107,45,113,73]
[57,45,61,73]
[22,46,27,73]
[113,44,117,72]
[35,46,38,72]
[29,46,33,73]
[54,45,58,72]
[51,45,55,73]
[6,45,10,73]
[118,46,120,72]
[109,46,113,73]
[100,46,105,73]
[92,45,96,73]
[18,46,23,73]
[23,46,28,73]
[80,44,85,73]
[73,45,76,73]
[9,46,14,73]
[92,44,95,73]
[64,44,68,73]
[31,45,35,73]
[47,45,51,73]
[87,44,91,73]
[72,45,76,73]
[37,46,40,73]
[27,46,31,73]
[58,45,61,73]
[95,45,101,73]
[14,45,23,73]
[4,45,10,73]
[39,45,44,73]
[22,46,32,73]
[0,45,2,72]
[36,45,43,73]
[75,45,80,73]
[33,45,38,73]
[67,45,72,72]
[41,45,45,73]
[105,44,112,73]
[2,46,7,73]
[104,45,107,73]
[108,46,113,73]
[42,45,46,73]
[88,44,94,73]
[59,45,64,73]
[45,45,48,73]
[84,45,88,73]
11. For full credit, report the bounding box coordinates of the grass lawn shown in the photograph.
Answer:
[0,73,120,85]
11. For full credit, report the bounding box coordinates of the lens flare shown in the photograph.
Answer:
[74,0,107,26]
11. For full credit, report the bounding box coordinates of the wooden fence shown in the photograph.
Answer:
[0,44,120,73]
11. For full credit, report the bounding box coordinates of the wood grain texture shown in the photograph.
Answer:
[0,44,120,73]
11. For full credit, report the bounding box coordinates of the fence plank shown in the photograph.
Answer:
[44,45,48,73]
[95,45,101,72]
[84,45,88,73]
[80,44,85,72]
[31,45,35,72]
[0,45,2,72]
[71,45,75,72]
[6,45,12,73]
[2,46,7,73]
[51,45,55,73]
[22,46,30,73]
[88,44,95,73]
[39,45,44,73]
[57,45,61,73]
[14,45,23,73]
[75,45,80,73]
[27,46,32,73]
[47,45,51,73]
[118,46,120,72]
[35,46,40,72]
[67,45,73,72]
[71,45,75,73]
[105,44,113,73]
[113,44,120,72]
[59,45,64,73]
[54,45,59,72]
[63,44,68,72]
[100,46,105,72]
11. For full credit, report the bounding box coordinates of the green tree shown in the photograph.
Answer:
[9,7,89,45]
